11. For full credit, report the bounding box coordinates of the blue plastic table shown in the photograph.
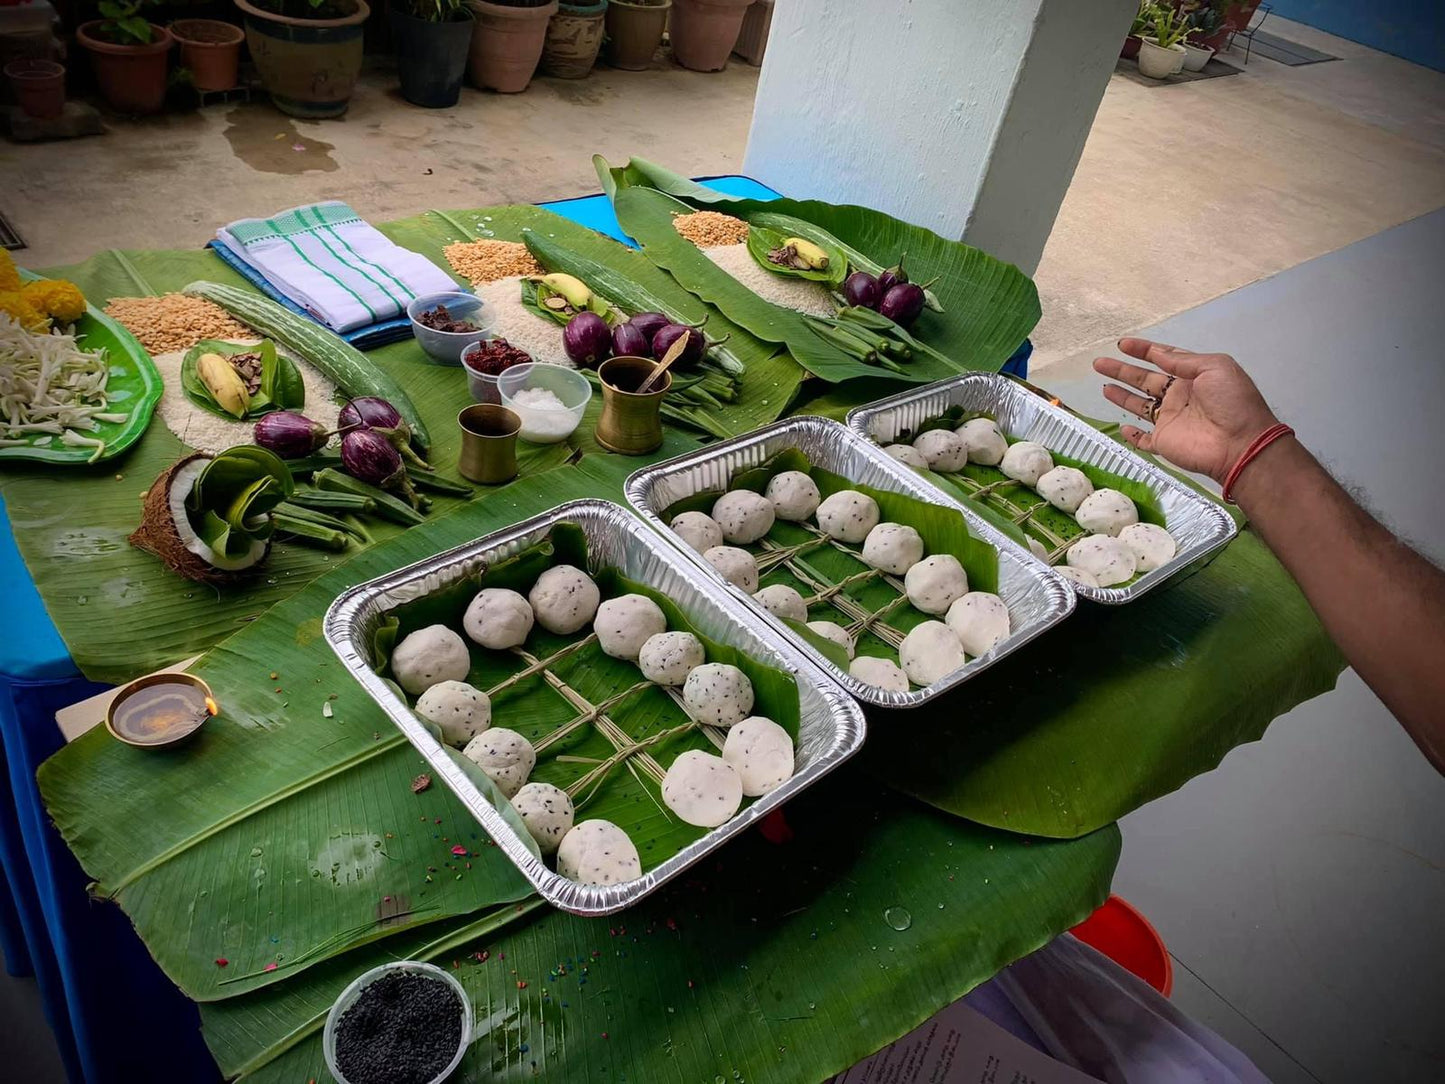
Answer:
[0,176,1028,1081]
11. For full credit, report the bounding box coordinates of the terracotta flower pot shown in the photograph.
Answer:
[669,0,751,72]
[466,0,559,93]
[233,0,369,119]
[390,7,475,107]
[76,21,173,115]
[540,1,607,78]
[1120,33,1142,60]
[170,18,244,92]
[4,57,66,119]
[604,0,668,70]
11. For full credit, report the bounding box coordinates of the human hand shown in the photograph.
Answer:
[1093,339,1281,484]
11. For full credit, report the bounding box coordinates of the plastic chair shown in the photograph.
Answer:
[1227,3,1271,64]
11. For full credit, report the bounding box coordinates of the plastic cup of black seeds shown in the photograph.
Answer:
[323,961,472,1084]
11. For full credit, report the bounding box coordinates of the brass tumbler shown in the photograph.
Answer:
[457,404,520,484]
[595,356,672,455]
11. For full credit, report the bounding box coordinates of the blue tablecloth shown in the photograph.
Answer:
[0,176,1027,1081]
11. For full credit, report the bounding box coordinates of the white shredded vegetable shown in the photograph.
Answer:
[0,313,126,462]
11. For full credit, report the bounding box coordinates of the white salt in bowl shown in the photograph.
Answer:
[499,363,590,444]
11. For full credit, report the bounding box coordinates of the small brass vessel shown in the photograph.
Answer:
[105,672,217,748]
[595,356,672,455]
[457,404,521,484]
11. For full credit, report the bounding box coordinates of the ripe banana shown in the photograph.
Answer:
[540,273,592,309]
[783,237,830,270]
[197,352,249,417]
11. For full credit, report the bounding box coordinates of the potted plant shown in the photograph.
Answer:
[77,0,174,115]
[669,0,752,72]
[1137,2,1189,78]
[233,0,370,118]
[4,58,66,119]
[170,18,245,92]
[391,0,475,106]
[1121,0,1153,60]
[603,0,668,70]
[1181,2,1220,71]
[465,0,558,92]
[540,0,607,78]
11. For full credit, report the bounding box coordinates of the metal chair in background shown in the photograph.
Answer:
[1227,3,1272,63]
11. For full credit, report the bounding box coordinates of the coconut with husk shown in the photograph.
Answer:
[130,445,295,584]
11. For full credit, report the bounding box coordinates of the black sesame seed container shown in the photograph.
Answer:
[325,499,866,916]
[323,961,472,1084]
[846,374,1239,604]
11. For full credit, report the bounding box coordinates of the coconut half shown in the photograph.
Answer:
[128,453,269,584]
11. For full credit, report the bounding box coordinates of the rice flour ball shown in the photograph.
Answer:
[945,592,1011,656]
[682,662,754,727]
[511,781,574,856]
[861,522,925,575]
[594,593,667,660]
[1054,565,1100,588]
[1066,535,1137,587]
[671,511,723,553]
[711,489,775,544]
[529,565,600,634]
[1000,441,1055,487]
[462,727,535,798]
[704,545,759,593]
[463,588,534,650]
[391,624,471,695]
[754,583,808,622]
[898,621,966,686]
[806,620,855,659]
[414,680,491,747]
[638,631,705,685]
[722,716,795,796]
[850,655,911,692]
[957,418,1008,465]
[765,470,822,522]
[1118,522,1177,572]
[1075,488,1139,537]
[884,444,927,469]
[1036,466,1094,514]
[815,490,880,543]
[904,554,969,614]
[661,750,744,828]
[912,429,969,472]
[557,819,641,886]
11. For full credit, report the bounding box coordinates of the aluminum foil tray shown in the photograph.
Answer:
[846,373,1239,604]
[625,417,1075,710]
[325,499,865,916]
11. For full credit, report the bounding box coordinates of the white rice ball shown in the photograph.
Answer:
[1000,440,1055,487]
[704,545,759,594]
[594,593,667,660]
[414,680,491,747]
[945,592,1011,656]
[391,624,471,695]
[765,470,822,522]
[849,655,911,692]
[511,781,574,856]
[1066,534,1137,587]
[671,510,723,553]
[806,619,855,659]
[463,588,534,650]
[912,428,969,472]
[529,565,600,634]
[1075,488,1139,537]
[557,819,641,886]
[722,716,794,797]
[957,418,1008,465]
[898,621,967,686]
[711,489,776,544]
[861,522,925,575]
[682,662,754,727]
[883,443,927,469]
[1028,537,1050,562]
[754,583,808,622]
[1054,565,1100,588]
[904,554,969,614]
[661,750,744,827]
[815,490,880,543]
[1118,522,1177,572]
[462,726,535,798]
[637,631,705,686]
[1037,466,1094,514]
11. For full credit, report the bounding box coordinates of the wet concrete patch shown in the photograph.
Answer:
[223,106,339,174]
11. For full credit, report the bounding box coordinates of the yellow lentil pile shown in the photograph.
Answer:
[673,211,750,248]
[104,294,253,354]
[444,240,543,285]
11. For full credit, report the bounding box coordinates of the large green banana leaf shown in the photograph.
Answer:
[202,775,1121,1082]
[600,156,1042,375]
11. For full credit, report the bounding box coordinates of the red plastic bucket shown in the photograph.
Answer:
[1069,895,1173,997]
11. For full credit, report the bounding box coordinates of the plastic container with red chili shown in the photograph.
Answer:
[463,338,533,403]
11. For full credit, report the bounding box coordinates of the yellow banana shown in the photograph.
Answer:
[197,352,249,417]
[540,273,592,308]
[783,237,830,270]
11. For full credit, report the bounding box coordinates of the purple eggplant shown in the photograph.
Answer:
[253,411,329,458]
[879,283,926,327]
[843,271,881,310]
[339,396,426,467]
[651,323,705,364]
[341,428,419,506]
[876,255,909,295]
[611,320,652,359]
[564,311,613,368]
[628,311,671,344]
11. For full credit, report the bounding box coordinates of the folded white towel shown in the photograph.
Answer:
[217,202,457,332]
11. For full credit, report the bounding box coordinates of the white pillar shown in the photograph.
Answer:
[743,0,1136,274]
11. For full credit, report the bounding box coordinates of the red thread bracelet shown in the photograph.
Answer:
[1222,423,1294,504]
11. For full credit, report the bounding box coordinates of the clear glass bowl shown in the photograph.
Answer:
[499,362,592,444]
[406,291,492,366]
[322,960,472,1084]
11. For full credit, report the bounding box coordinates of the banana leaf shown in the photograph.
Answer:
[201,773,1121,1082]
[600,156,1042,375]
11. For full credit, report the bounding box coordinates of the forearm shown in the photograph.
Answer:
[1233,437,1445,771]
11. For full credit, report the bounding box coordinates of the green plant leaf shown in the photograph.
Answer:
[745,223,843,284]
[180,339,306,419]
